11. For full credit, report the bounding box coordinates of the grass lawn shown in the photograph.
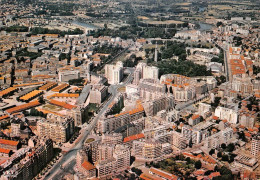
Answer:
[43,104,63,111]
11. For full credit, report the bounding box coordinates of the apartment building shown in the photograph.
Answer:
[97,104,144,134]
[69,106,88,127]
[231,75,254,95]
[105,61,123,84]
[172,131,188,150]
[85,136,102,164]
[76,150,96,179]
[0,139,20,151]
[37,114,75,143]
[139,78,166,101]
[89,85,108,104]
[58,70,80,82]
[188,114,202,126]
[10,119,24,137]
[143,96,174,116]
[239,100,257,128]
[135,62,159,80]
[198,103,212,118]
[215,106,238,124]
[95,144,130,179]
[251,136,260,158]
[182,122,214,144]
[101,133,123,145]
[132,140,162,161]
[160,74,196,102]
[2,138,53,180]
[204,128,234,150]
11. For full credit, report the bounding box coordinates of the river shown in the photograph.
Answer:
[198,22,214,31]
[71,20,98,30]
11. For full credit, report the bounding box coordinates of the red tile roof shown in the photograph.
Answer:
[123,133,145,143]
[182,152,196,158]
[209,172,221,179]
[81,160,95,171]
[0,115,9,121]
[49,99,76,110]
[39,82,57,91]
[191,114,200,120]
[140,173,157,180]
[0,139,19,146]
[115,104,144,117]
[49,93,79,98]
[0,87,17,97]
[0,148,11,154]
[6,100,41,114]
[194,170,205,176]
[212,116,219,120]
[245,132,251,137]
[150,167,178,180]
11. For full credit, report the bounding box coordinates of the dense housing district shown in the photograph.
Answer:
[0,0,260,180]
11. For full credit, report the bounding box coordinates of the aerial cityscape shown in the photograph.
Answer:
[0,0,259,179]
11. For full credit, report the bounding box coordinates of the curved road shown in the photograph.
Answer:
[44,68,134,180]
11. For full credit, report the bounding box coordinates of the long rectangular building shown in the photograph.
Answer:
[97,104,144,134]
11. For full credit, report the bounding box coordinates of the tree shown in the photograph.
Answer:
[130,156,135,165]
[209,149,215,155]
[169,86,173,94]
[219,166,233,177]
[195,160,202,169]
[129,174,136,180]
[238,132,246,142]
[211,97,221,107]
[145,162,151,167]
[219,75,226,84]
[253,65,260,75]
[226,143,235,152]
[185,157,191,164]
[217,152,222,158]
[216,22,223,27]
[131,167,142,176]
[211,57,221,63]
[205,170,213,175]
[187,49,191,55]
[188,138,192,148]
[68,78,84,86]
[59,53,68,61]
[221,143,227,149]
[222,155,229,161]
[228,156,234,163]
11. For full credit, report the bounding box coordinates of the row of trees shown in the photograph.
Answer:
[89,24,177,40]
[93,44,123,56]
[149,41,212,77]
[158,59,212,77]
[1,26,83,37]
[68,78,84,86]
[31,27,83,36]
[161,41,187,60]
[146,153,233,179]
[1,25,29,32]
[137,21,189,29]
[15,48,43,60]
[89,25,141,40]
[253,65,260,75]
[140,27,177,39]
[22,108,47,118]
[211,50,224,64]
[124,54,143,67]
